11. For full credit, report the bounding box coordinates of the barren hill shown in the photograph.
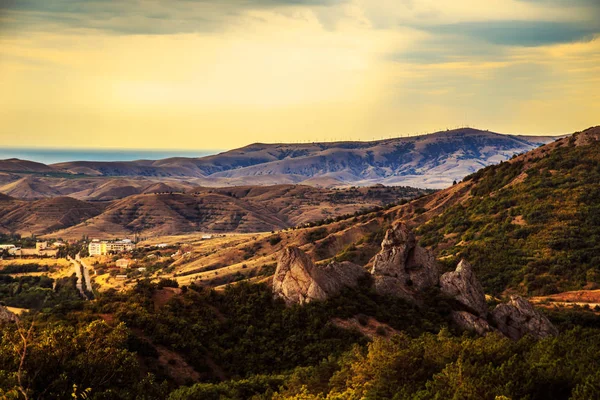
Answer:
[0,176,197,201]
[50,185,430,239]
[0,184,428,238]
[0,158,56,173]
[0,196,104,235]
[0,176,63,199]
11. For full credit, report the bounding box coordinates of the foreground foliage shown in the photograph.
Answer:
[0,280,599,399]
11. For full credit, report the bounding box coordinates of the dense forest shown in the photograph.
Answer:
[1,279,600,399]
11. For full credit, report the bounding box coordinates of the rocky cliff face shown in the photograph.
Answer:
[0,305,18,323]
[440,260,488,317]
[491,296,559,340]
[370,223,439,301]
[273,246,366,305]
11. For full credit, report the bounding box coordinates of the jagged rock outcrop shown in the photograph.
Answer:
[451,311,495,336]
[272,225,557,341]
[273,246,366,305]
[370,223,439,301]
[440,260,488,317]
[0,305,18,323]
[491,295,559,340]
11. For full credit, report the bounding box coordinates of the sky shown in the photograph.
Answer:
[0,0,599,150]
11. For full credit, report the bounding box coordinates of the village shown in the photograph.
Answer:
[0,233,220,301]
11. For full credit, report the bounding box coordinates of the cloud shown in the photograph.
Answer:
[0,0,346,34]
[517,0,600,6]
[423,20,599,47]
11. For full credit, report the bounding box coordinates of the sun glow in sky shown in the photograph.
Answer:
[1,0,599,150]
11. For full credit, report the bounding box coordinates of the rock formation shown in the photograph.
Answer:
[440,260,488,317]
[273,246,366,305]
[451,311,495,336]
[370,223,439,301]
[272,224,557,341]
[0,305,18,324]
[491,295,559,340]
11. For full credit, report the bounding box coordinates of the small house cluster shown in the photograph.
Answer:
[0,241,63,257]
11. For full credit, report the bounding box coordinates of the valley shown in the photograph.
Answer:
[1,126,599,400]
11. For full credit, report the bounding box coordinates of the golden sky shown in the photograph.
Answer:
[1,0,599,150]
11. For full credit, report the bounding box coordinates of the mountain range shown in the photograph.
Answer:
[0,128,558,192]
[0,127,572,239]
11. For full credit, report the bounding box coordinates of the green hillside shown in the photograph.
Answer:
[417,128,600,295]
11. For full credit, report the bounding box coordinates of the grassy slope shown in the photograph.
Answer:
[416,128,600,296]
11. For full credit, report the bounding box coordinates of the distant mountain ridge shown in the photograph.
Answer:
[0,128,560,189]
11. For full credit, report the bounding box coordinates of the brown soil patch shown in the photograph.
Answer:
[512,215,526,226]
[99,313,116,324]
[505,171,528,189]
[153,287,182,310]
[530,289,600,312]
[332,316,400,339]
[532,289,600,303]
[154,344,201,385]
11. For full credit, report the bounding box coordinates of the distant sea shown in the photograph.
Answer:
[0,148,220,164]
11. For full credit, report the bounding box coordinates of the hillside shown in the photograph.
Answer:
[412,126,600,296]
[49,185,430,239]
[0,184,430,238]
[0,196,104,235]
[0,158,56,173]
[0,176,63,199]
[48,128,557,188]
[0,176,198,201]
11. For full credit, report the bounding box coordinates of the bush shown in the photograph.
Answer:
[157,278,179,289]
[268,235,282,246]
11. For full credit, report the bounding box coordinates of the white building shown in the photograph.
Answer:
[0,244,18,255]
[89,239,135,256]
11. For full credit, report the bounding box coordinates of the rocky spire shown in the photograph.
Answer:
[370,223,439,301]
[440,260,488,317]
